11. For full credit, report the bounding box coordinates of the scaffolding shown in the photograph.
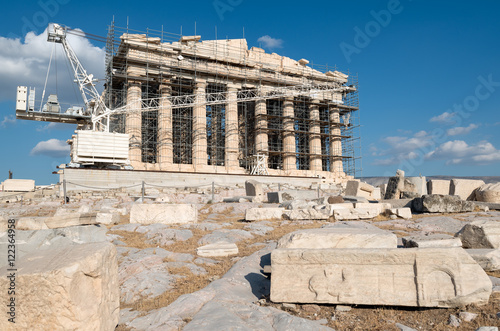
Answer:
[102,20,361,179]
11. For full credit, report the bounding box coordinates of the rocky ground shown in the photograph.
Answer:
[1,187,500,330]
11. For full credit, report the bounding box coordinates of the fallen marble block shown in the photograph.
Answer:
[476,183,500,203]
[456,220,500,248]
[331,207,380,220]
[277,222,397,249]
[402,234,462,248]
[267,190,317,203]
[466,249,500,271]
[412,195,475,213]
[286,208,330,220]
[450,179,485,200]
[427,180,450,195]
[197,242,239,257]
[270,247,491,307]
[245,208,284,221]
[0,242,119,330]
[388,207,412,219]
[130,204,197,224]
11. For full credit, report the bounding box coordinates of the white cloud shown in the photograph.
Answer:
[257,35,283,49]
[426,140,500,165]
[0,27,105,105]
[429,111,456,125]
[372,131,434,165]
[36,122,76,132]
[31,138,69,158]
[446,123,479,136]
[1,115,16,127]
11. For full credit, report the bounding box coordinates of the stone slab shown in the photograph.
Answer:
[277,222,397,249]
[270,247,491,307]
[196,242,238,257]
[0,242,119,330]
[466,249,500,271]
[427,180,450,195]
[1,179,35,192]
[456,220,500,248]
[245,180,264,198]
[245,208,284,221]
[130,204,197,224]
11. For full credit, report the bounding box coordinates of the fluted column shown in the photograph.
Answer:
[309,100,322,172]
[193,79,207,168]
[158,83,172,169]
[126,81,142,168]
[225,86,239,170]
[254,98,268,154]
[283,97,296,171]
[330,107,343,174]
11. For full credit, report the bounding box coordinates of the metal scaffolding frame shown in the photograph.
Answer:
[102,20,361,177]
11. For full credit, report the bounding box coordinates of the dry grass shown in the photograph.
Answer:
[116,217,325,314]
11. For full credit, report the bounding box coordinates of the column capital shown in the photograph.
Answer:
[127,80,142,87]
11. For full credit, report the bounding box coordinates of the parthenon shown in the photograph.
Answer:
[104,24,360,181]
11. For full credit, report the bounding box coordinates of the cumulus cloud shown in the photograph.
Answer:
[1,115,16,127]
[31,138,69,158]
[372,131,434,165]
[257,35,283,49]
[0,26,105,105]
[429,111,456,125]
[446,123,479,136]
[426,140,500,165]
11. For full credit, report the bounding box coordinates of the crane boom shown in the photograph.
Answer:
[47,23,103,117]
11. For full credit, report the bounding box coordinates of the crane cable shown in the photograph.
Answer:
[40,42,56,112]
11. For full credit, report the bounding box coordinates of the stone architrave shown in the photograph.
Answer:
[450,179,485,200]
[0,242,119,330]
[476,183,500,203]
[130,204,197,224]
[277,224,397,249]
[270,247,491,308]
[456,220,500,249]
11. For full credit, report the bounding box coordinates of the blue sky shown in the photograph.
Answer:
[1,0,499,184]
